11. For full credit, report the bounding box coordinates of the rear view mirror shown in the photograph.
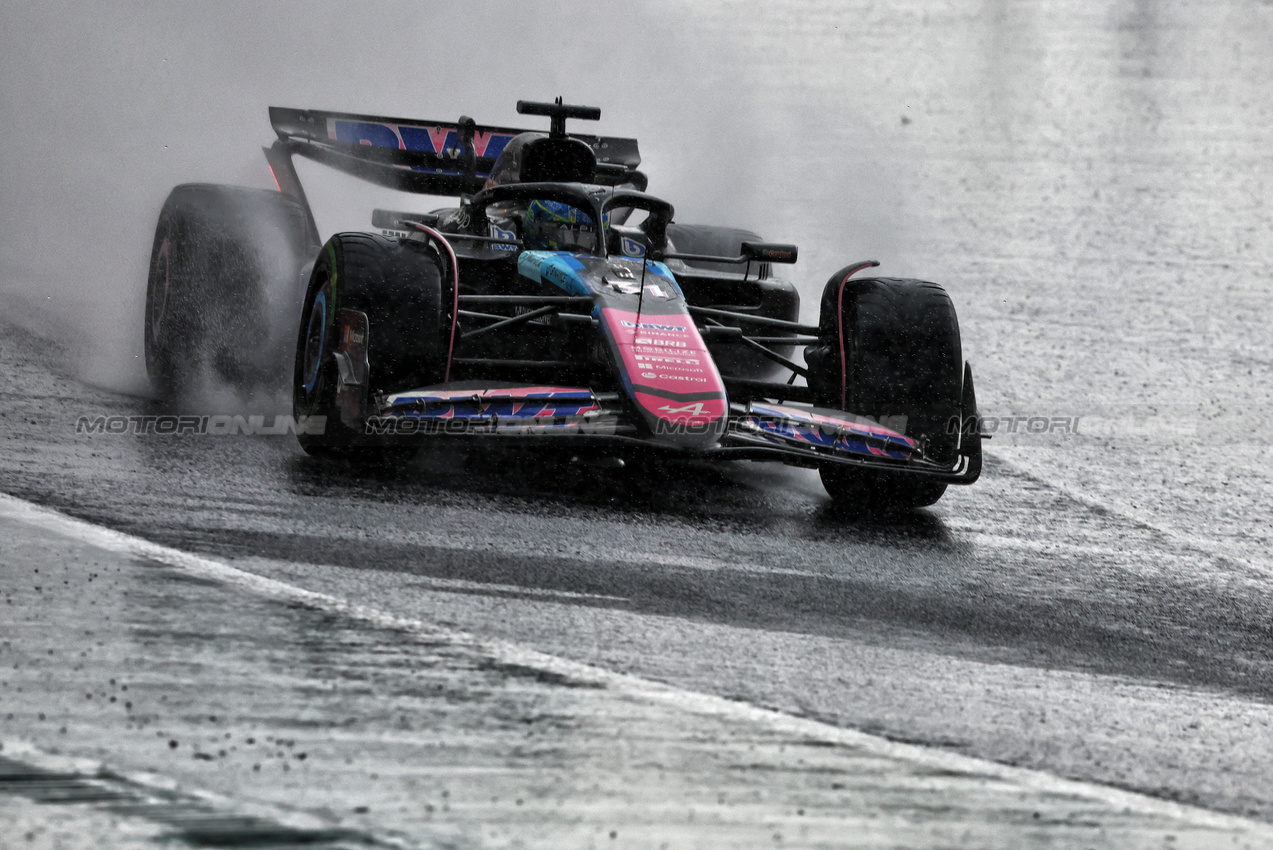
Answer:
[372,209,439,231]
[741,242,798,264]
[662,240,799,266]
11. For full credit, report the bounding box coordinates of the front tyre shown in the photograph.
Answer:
[818,466,948,510]
[806,270,973,509]
[292,233,448,463]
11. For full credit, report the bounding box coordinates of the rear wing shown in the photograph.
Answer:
[267,106,643,197]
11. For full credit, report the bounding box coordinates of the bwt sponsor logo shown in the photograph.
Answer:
[331,118,514,159]
[76,415,326,436]
[620,321,685,333]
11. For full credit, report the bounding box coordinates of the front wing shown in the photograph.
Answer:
[367,385,978,484]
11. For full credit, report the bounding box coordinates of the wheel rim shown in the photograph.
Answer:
[301,290,327,395]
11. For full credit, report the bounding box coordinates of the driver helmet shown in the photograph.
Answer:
[522,199,608,252]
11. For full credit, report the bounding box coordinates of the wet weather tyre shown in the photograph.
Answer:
[292,232,448,463]
[818,464,949,510]
[805,271,968,509]
[144,184,315,397]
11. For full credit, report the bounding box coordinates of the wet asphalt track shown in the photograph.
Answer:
[4,0,1273,841]
[11,492,1273,850]
[5,322,1273,826]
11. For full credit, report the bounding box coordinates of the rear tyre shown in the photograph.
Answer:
[292,233,448,464]
[144,184,315,397]
[805,271,968,509]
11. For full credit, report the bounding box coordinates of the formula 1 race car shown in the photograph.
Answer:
[144,98,980,508]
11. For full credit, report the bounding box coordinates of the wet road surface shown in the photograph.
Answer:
[4,0,1273,843]
[6,490,1273,849]
[5,323,1273,833]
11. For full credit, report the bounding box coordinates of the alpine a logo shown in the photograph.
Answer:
[659,402,709,416]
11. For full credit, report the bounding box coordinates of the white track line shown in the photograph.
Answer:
[3,490,1272,837]
[990,449,1273,577]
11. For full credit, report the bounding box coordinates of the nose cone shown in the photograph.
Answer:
[600,307,728,450]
